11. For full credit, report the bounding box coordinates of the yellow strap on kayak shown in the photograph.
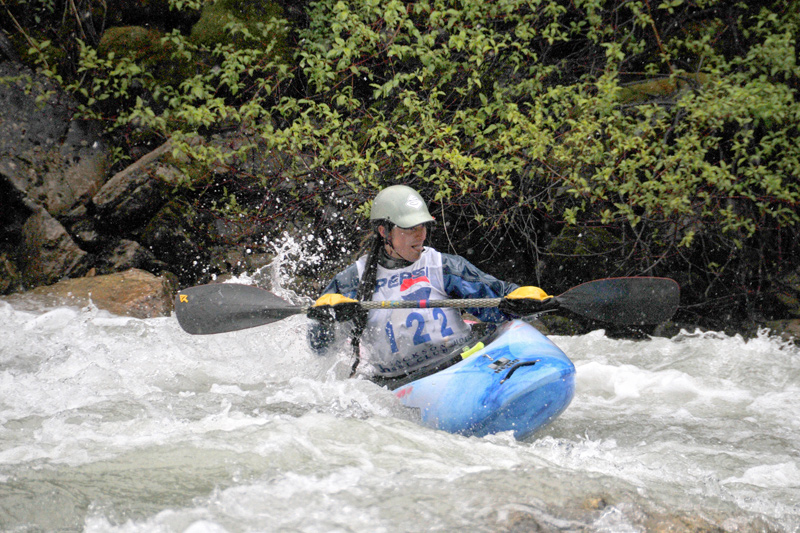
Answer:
[505,286,551,300]
[313,293,358,307]
[461,342,485,359]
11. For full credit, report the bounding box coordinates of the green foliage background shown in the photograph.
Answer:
[3,0,799,325]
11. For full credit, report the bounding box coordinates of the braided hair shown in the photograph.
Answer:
[348,223,386,376]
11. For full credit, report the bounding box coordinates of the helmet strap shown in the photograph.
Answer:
[377,222,427,265]
[378,224,409,264]
[379,245,413,269]
[377,223,395,254]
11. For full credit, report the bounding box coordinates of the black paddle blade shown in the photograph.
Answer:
[175,284,305,334]
[556,277,680,325]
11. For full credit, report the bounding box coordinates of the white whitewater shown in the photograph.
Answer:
[1,258,798,532]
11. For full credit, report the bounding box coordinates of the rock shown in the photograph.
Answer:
[104,0,195,31]
[190,0,288,54]
[581,497,608,510]
[17,207,88,287]
[537,314,585,335]
[98,26,195,88]
[3,268,176,318]
[138,202,208,284]
[539,226,618,293]
[763,319,800,344]
[92,140,182,231]
[68,217,102,250]
[0,61,109,294]
[775,267,800,317]
[0,172,35,252]
[0,62,110,217]
[643,513,727,532]
[0,32,20,62]
[0,253,21,293]
[100,239,166,273]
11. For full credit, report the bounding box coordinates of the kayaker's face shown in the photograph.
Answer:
[381,224,427,262]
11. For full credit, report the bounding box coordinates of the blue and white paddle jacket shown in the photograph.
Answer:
[308,247,518,378]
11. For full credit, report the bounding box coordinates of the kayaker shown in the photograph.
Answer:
[307,184,550,387]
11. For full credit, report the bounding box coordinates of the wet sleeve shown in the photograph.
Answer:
[307,263,361,354]
[441,253,519,323]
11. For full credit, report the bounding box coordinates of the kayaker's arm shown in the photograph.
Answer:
[307,318,336,353]
[307,264,361,353]
[440,254,520,322]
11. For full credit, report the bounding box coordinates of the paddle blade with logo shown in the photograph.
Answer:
[175,283,305,335]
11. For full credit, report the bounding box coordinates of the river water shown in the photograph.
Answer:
[1,283,798,532]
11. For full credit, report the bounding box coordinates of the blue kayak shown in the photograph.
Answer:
[393,319,575,440]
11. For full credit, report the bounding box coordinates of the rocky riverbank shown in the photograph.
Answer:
[1,59,276,306]
[2,58,799,342]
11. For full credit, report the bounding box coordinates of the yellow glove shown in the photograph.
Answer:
[307,293,362,322]
[499,286,552,317]
[313,294,358,307]
[504,286,551,301]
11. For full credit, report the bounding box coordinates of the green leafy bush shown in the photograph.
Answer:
[269,0,799,306]
[4,0,799,321]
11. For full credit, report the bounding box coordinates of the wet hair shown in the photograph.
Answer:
[348,223,386,376]
[356,229,384,303]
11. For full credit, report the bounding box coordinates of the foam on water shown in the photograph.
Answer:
[1,295,798,531]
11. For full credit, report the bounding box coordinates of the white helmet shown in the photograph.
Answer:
[369,185,435,228]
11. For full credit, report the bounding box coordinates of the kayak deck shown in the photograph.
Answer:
[393,320,575,440]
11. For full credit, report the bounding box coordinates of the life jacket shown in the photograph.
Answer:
[356,247,472,377]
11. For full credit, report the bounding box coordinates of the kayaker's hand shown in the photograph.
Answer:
[307,293,362,322]
[499,286,553,317]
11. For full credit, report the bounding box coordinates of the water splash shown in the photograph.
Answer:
[0,300,798,532]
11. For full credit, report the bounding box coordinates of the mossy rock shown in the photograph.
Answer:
[775,267,800,317]
[104,0,199,33]
[540,226,620,293]
[537,315,585,336]
[98,26,196,87]
[99,26,166,62]
[189,0,288,58]
[0,253,22,295]
[138,202,209,284]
